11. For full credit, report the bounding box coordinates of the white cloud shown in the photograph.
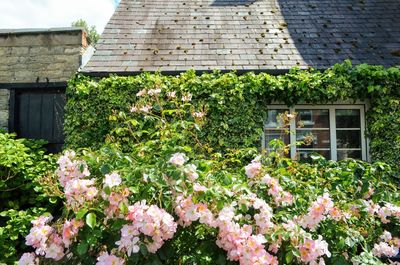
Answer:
[0,0,117,33]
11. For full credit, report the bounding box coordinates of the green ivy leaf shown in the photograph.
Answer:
[100,164,111,174]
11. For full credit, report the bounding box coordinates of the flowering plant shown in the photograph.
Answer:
[18,87,400,265]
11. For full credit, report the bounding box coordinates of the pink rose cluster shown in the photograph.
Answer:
[100,171,130,219]
[102,188,130,218]
[236,193,275,234]
[192,111,205,118]
[24,215,63,261]
[147,88,162,96]
[278,220,331,265]
[62,219,84,247]
[363,200,400,224]
[182,93,192,102]
[168,152,188,166]
[216,207,278,265]
[299,236,331,265]
[363,200,380,215]
[376,203,400,224]
[104,172,122,188]
[261,174,293,206]
[169,153,200,182]
[175,196,216,227]
[327,206,346,221]
[115,224,140,256]
[183,163,199,181]
[56,151,98,208]
[299,193,334,230]
[166,91,176,98]
[245,160,262,179]
[193,182,208,192]
[56,151,90,187]
[117,200,177,254]
[135,88,162,97]
[373,231,400,258]
[96,251,125,265]
[175,195,278,265]
[253,198,275,234]
[17,252,38,265]
[130,104,153,113]
[20,215,83,263]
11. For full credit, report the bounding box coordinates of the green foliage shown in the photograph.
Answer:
[0,133,59,263]
[71,19,100,45]
[24,91,400,265]
[367,98,400,170]
[65,61,400,171]
[64,145,398,264]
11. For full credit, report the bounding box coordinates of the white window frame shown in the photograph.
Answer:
[262,104,369,161]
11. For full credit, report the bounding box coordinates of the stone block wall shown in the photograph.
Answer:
[0,28,86,131]
[0,89,9,130]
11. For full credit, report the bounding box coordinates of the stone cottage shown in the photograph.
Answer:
[81,0,400,161]
[0,28,86,152]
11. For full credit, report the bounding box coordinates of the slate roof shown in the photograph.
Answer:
[0,27,82,35]
[83,0,400,74]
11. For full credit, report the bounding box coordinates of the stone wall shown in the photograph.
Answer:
[0,89,9,130]
[0,28,85,131]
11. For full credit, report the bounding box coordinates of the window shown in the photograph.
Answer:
[262,105,367,161]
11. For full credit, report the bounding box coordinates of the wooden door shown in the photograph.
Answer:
[14,88,65,153]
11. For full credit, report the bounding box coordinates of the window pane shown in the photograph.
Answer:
[296,130,330,148]
[337,150,361,160]
[337,130,361,148]
[265,129,290,147]
[336,109,360,128]
[265,109,288,128]
[264,105,366,162]
[298,150,331,161]
[296,109,329,128]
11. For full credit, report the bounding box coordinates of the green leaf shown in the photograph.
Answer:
[100,164,111,174]
[86,213,97,229]
[124,156,133,163]
[119,202,128,215]
[332,255,351,265]
[49,197,58,204]
[76,241,88,256]
[104,185,111,195]
[129,119,139,126]
[216,254,226,265]
[285,251,294,264]
[140,244,149,255]
[76,209,88,220]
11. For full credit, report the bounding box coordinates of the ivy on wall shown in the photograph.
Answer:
[65,61,400,169]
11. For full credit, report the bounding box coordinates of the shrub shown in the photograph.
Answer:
[65,61,400,171]
[0,133,58,263]
[18,91,400,265]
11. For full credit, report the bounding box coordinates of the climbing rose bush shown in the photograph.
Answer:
[18,87,400,265]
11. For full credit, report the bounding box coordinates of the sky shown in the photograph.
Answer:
[0,0,120,33]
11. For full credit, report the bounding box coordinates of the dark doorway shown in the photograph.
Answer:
[10,88,66,153]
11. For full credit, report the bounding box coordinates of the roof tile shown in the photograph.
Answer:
[83,0,400,73]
